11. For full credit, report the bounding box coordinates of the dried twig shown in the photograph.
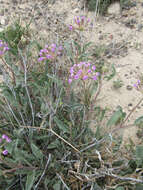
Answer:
[19,50,35,126]
[56,173,70,190]
[20,125,80,153]
[34,154,51,190]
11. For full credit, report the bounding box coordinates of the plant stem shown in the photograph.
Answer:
[120,97,143,127]
[1,57,16,84]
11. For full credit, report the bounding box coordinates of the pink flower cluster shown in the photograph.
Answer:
[68,62,100,84]
[69,16,91,31]
[0,134,11,155]
[0,40,9,56]
[38,43,63,62]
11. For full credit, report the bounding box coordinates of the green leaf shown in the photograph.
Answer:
[115,187,125,190]
[135,184,143,190]
[134,116,143,127]
[104,64,116,81]
[0,169,3,176]
[5,141,15,154]
[93,183,102,190]
[54,117,69,133]
[31,143,43,160]
[73,41,81,54]
[53,181,61,190]
[136,145,143,159]
[107,106,126,127]
[25,170,36,190]
[82,42,92,53]
[47,140,60,149]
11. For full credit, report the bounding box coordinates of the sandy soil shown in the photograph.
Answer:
[0,0,143,145]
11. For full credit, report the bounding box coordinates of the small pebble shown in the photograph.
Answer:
[0,17,5,25]
[128,103,133,107]
[126,85,133,91]
[138,24,143,31]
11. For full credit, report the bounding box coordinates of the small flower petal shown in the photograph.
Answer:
[83,75,88,80]
[6,137,11,143]
[46,54,52,59]
[2,149,8,155]
[2,134,8,139]
[38,57,45,62]
[51,43,56,49]
[58,46,63,51]
[68,79,72,84]
[92,66,96,71]
[87,69,92,73]
[69,25,73,31]
[51,47,55,52]
[74,75,79,80]
[96,72,100,76]
[92,76,97,80]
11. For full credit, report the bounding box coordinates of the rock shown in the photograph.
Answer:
[73,8,79,14]
[0,9,4,16]
[138,24,143,31]
[0,17,5,25]
[107,2,121,15]
[128,103,133,107]
[126,85,133,91]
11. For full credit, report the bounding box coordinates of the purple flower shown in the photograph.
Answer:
[137,80,141,85]
[46,54,52,59]
[2,134,8,139]
[81,16,85,21]
[77,69,82,75]
[38,57,45,62]
[83,75,88,80]
[39,52,43,56]
[6,137,11,143]
[87,62,91,66]
[4,46,9,51]
[0,50,3,55]
[51,43,56,49]
[45,44,49,48]
[92,66,96,71]
[70,67,74,74]
[92,76,97,80]
[134,80,141,88]
[2,134,11,143]
[40,49,44,53]
[68,79,72,84]
[74,75,79,80]
[69,25,73,31]
[58,46,63,51]
[96,72,100,76]
[42,48,47,53]
[76,16,80,25]
[87,18,90,23]
[2,149,8,155]
[78,62,84,67]
[87,69,92,73]
[51,48,55,52]
[133,83,137,88]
